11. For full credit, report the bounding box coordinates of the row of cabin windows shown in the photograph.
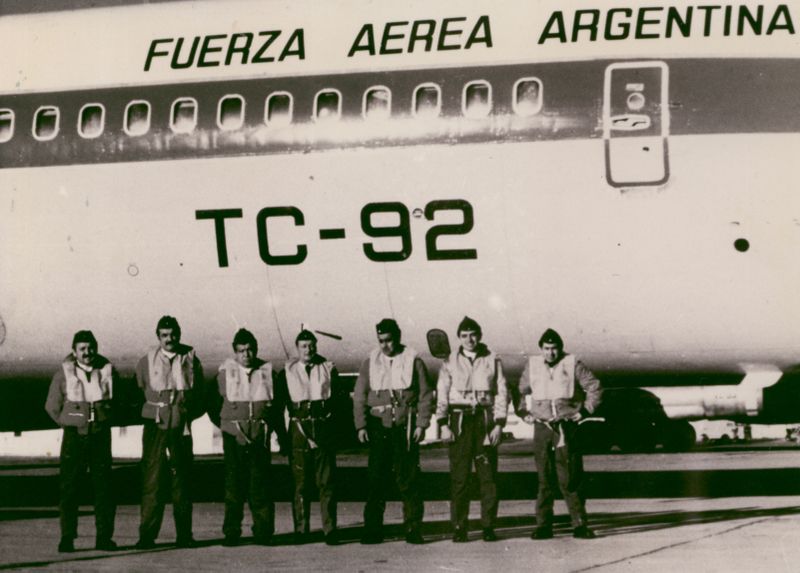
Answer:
[0,78,543,144]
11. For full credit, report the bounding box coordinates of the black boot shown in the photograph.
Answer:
[95,538,118,551]
[531,526,553,540]
[405,529,424,545]
[573,525,596,539]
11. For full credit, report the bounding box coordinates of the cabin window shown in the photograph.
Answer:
[33,106,60,141]
[170,97,198,133]
[413,84,441,118]
[265,92,293,126]
[218,94,245,131]
[124,101,151,136]
[463,81,492,118]
[314,89,342,122]
[363,86,391,120]
[78,104,105,139]
[0,109,14,143]
[513,78,543,116]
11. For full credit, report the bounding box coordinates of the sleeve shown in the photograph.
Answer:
[272,369,288,416]
[108,366,120,420]
[435,361,452,426]
[352,359,371,431]
[414,358,434,429]
[270,370,289,452]
[575,360,602,415]
[205,370,224,428]
[493,358,509,427]
[189,355,206,421]
[135,355,148,392]
[107,366,117,400]
[512,360,532,417]
[44,371,65,425]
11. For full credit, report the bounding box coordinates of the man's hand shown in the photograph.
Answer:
[488,425,502,446]
[413,426,425,443]
[357,428,369,443]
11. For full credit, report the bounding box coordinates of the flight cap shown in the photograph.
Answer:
[376,318,401,337]
[538,328,564,348]
[457,316,482,336]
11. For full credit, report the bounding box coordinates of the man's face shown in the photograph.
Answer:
[297,340,317,363]
[157,328,180,352]
[541,342,563,366]
[234,342,255,368]
[378,332,399,357]
[459,329,481,352]
[73,342,96,367]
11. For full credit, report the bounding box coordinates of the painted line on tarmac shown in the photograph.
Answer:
[571,517,772,572]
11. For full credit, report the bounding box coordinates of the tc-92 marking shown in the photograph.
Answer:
[196,198,477,267]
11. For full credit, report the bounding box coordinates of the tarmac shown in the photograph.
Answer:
[2,441,800,572]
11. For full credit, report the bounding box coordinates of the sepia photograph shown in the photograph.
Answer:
[1,0,799,570]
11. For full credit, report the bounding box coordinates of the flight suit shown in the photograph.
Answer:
[516,354,601,529]
[353,346,434,539]
[436,345,508,534]
[208,357,282,543]
[136,345,204,546]
[276,355,338,537]
[45,355,117,547]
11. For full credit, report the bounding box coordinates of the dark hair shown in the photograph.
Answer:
[71,330,97,350]
[538,328,564,348]
[155,315,181,337]
[457,316,482,337]
[232,328,258,352]
[376,318,401,338]
[295,329,317,345]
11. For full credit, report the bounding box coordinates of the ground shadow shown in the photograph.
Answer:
[2,505,799,570]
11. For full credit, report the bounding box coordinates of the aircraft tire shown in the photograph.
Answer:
[661,420,697,452]
[575,421,612,454]
[614,422,657,453]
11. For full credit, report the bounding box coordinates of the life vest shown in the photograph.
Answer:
[58,356,113,429]
[218,358,274,445]
[368,346,417,391]
[221,358,274,403]
[284,358,334,402]
[146,347,195,391]
[527,354,577,400]
[63,359,113,402]
[443,348,499,394]
[140,346,197,429]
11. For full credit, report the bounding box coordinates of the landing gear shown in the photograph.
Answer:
[593,419,696,453]
[575,421,612,454]
[661,420,697,452]
[613,420,658,453]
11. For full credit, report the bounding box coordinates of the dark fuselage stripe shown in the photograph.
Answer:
[1,58,799,169]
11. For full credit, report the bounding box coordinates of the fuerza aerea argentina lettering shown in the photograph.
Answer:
[538,4,795,43]
[144,30,305,71]
[348,16,492,57]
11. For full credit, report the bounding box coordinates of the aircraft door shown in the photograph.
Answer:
[603,61,669,187]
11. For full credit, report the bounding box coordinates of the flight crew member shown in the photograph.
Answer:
[275,330,340,545]
[135,316,204,549]
[45,330,118,553]
[437,317,508,543]
[353,318,434,545]
[207,328,283,547]
[514,328,602,540]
